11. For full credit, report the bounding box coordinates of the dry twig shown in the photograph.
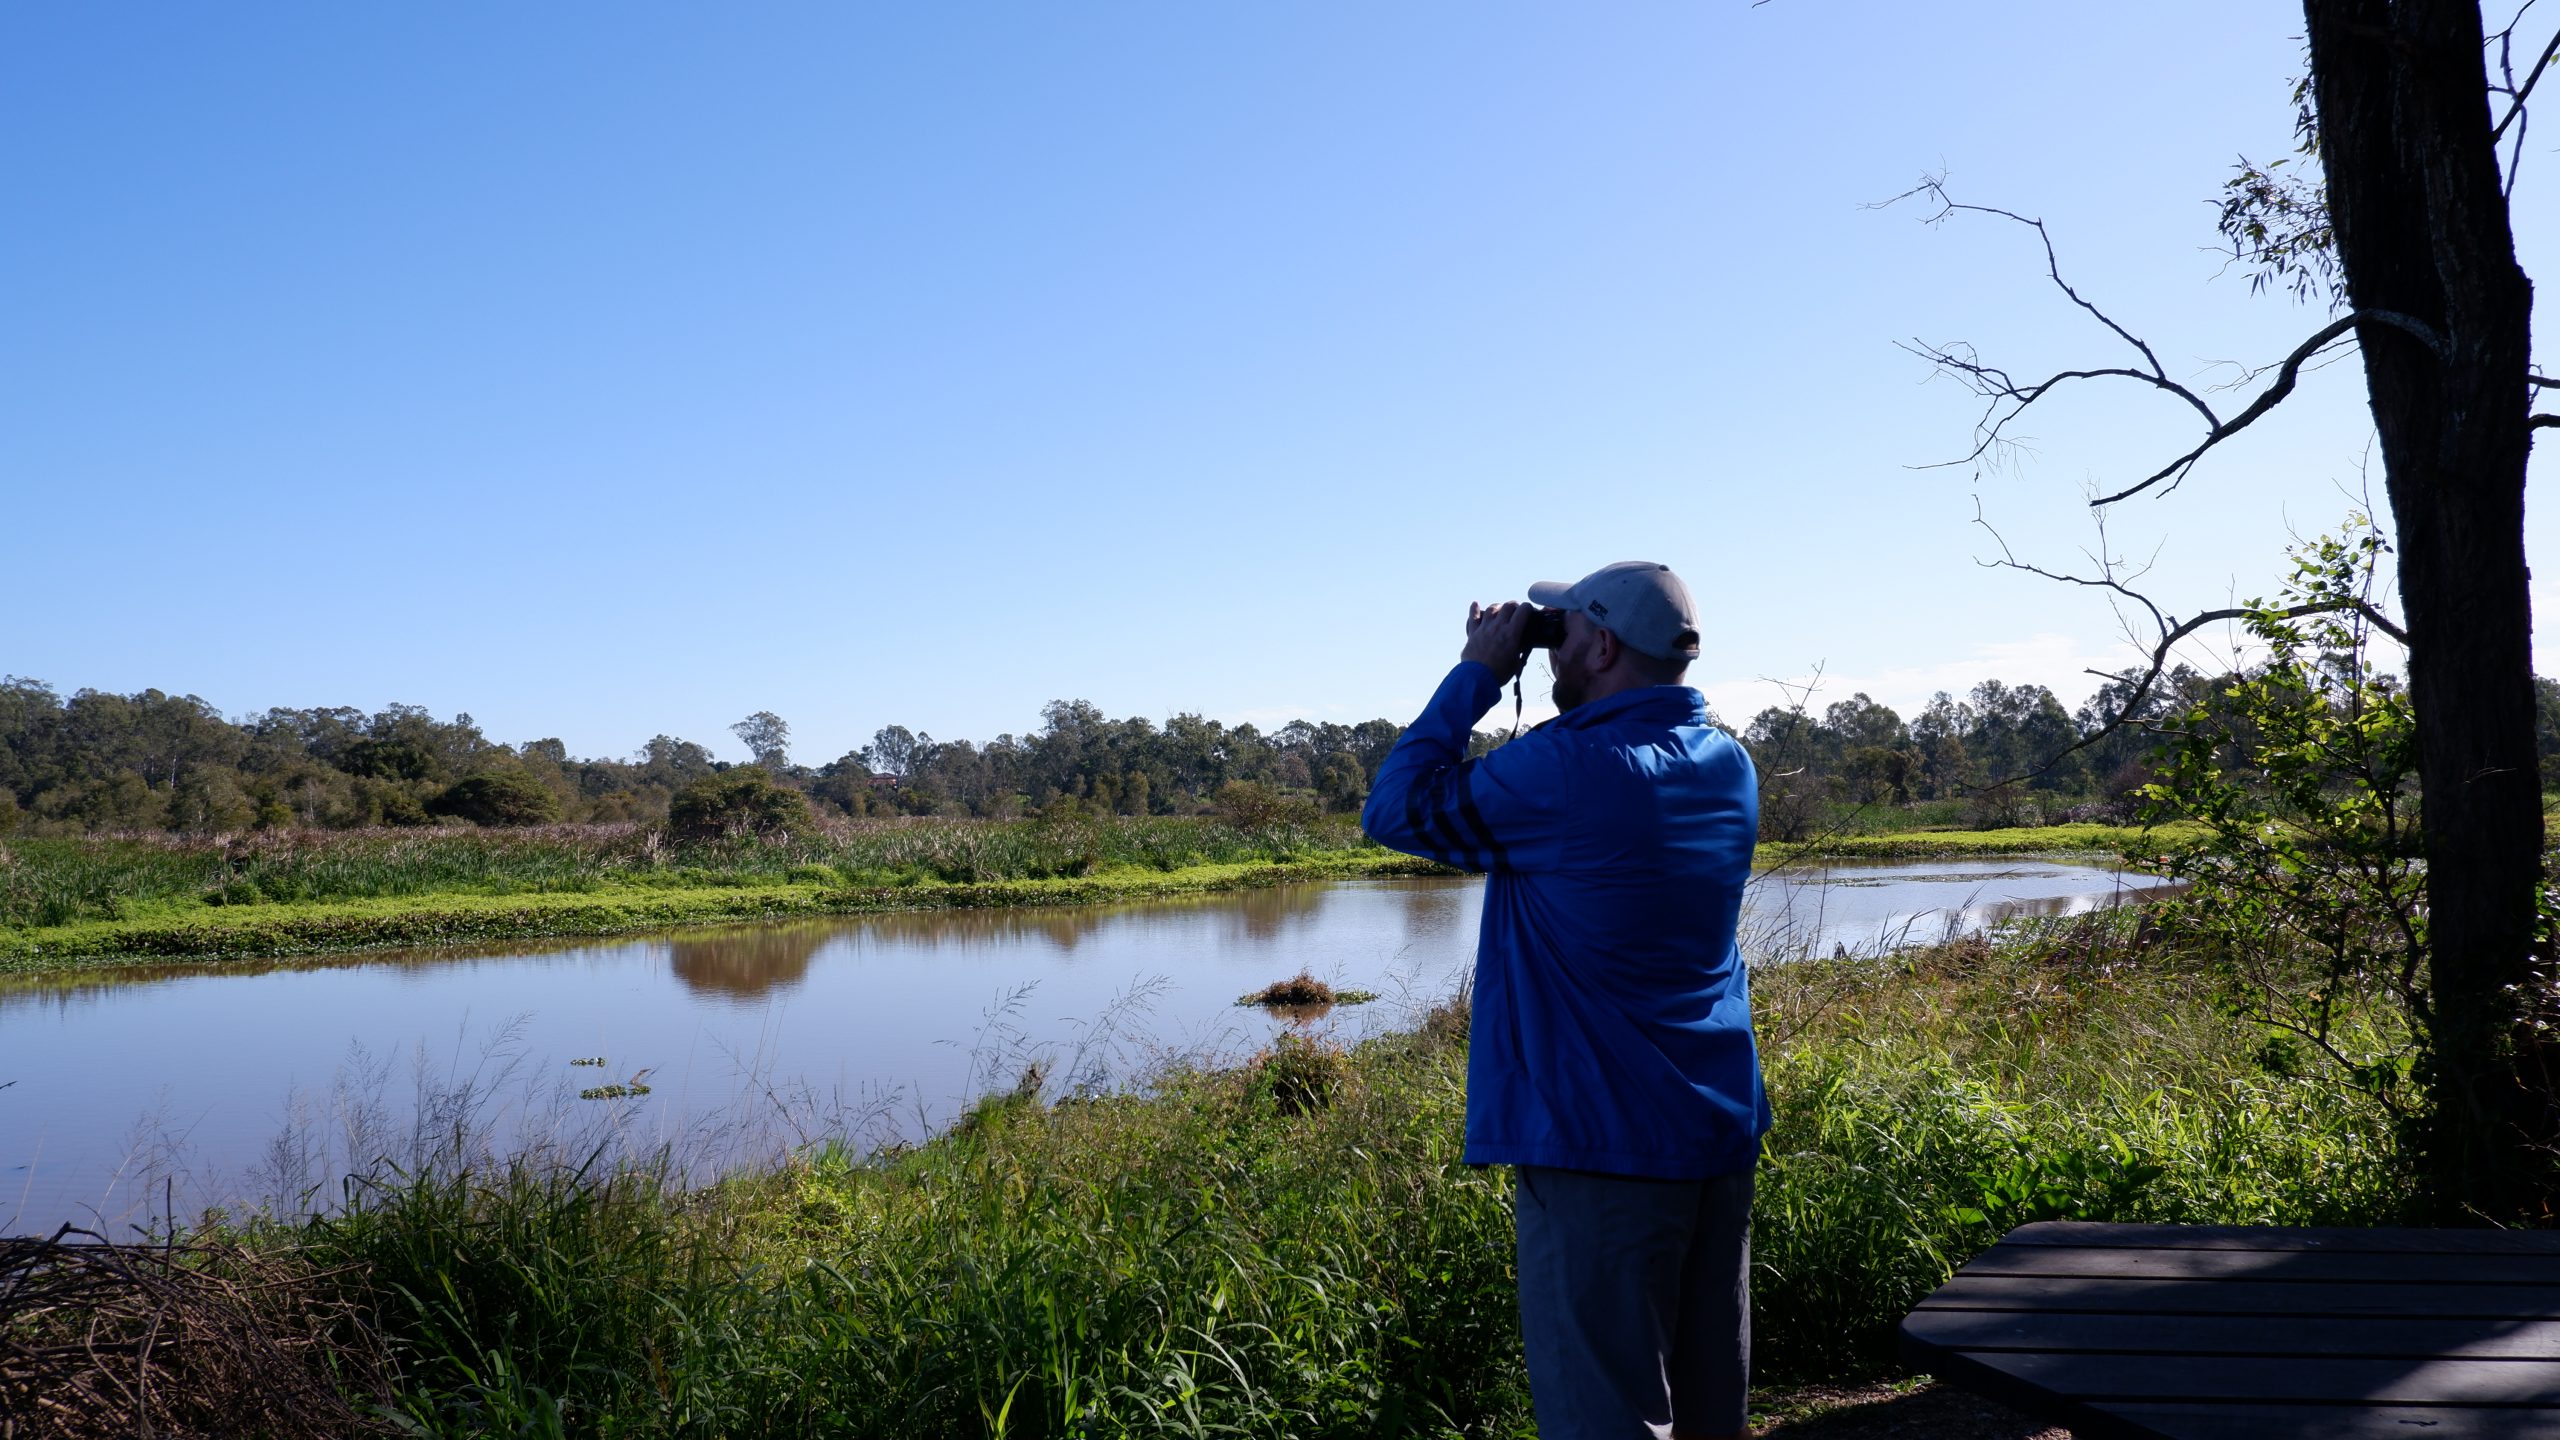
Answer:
[0,1226,392,1440]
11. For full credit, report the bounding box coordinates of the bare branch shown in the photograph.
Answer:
[2492,27,2560,141]
[2085,314,2357,504]
[2083,310,2444,506]
[1899,347,2217,472]
[2508,94,2532,198]
[1884,178,2220,435]
[1972,497,2168,638]
[2532,414,2560,430]
[1889,179,2448,508]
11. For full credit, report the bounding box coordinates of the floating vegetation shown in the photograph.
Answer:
[579,1067,653,1100]
[1237,970,1378,1007]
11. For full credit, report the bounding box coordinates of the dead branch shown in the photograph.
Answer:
[0,1227,392,1439]
[1891,178,2448,507]
[2490,10,2559,142]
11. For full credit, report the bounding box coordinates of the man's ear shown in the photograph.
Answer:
[1589,624,1620,671]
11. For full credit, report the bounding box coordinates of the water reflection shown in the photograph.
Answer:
[1743,858,2177,959]
[666,925,830,999]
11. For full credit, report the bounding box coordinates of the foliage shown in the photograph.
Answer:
[0,677,1417,833]
[1317,754,1369,813]
[2133,518,2429,1124]
[1214,780,1319,829]
[668,768,814,843]
[427,771,565,828]
[2214,75,2339,305]
[729,712,791,772]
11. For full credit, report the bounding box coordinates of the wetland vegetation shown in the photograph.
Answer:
[23,911,2391,1437]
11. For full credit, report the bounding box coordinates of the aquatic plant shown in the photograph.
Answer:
[1235,970,1380,1007]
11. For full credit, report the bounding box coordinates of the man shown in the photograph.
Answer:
[1361,561,1766,1440]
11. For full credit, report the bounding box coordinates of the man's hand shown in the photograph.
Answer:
[1461,601,1531,685]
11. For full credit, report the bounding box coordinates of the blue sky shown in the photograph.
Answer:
[6,4,2553,764]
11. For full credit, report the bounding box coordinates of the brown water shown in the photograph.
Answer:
[0,858,2170,1236]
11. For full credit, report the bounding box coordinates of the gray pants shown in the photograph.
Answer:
[1514,1164,1754,1440]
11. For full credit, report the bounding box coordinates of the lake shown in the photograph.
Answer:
[0,855,2171,1236]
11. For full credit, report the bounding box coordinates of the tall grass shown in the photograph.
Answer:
[232,916,2405,1436]
[290,1008,1528,1439]
[0,817,1384,930]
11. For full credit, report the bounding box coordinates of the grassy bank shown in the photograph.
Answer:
[0,818,2175,975]
[0,818,1440,973]
[149,915,2395,1438]
[1758,820,2185,864]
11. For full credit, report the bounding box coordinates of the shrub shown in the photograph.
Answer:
[1213,779,1318,828]
[426,771,564,828]
[1254,1031,1351,1114]
[667,767,814,843]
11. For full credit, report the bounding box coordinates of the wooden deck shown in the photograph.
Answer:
[1899,1220,2560,1438]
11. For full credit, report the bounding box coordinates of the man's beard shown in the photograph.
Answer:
[1550,657,1588,713]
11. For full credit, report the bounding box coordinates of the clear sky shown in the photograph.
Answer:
[6,3,2554,765]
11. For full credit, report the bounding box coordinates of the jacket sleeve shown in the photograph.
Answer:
[1361,662,1570,873]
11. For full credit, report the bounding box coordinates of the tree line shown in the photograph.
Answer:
[0,679,1401,833]
[9,668,2560,836]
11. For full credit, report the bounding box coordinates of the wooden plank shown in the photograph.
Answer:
[2092,1401,2560,1439]
[2004,1220,2560,1256]
[1960,1242,2560,1287]
[1905,1224,2560,1437]
[1903,1342,2168,1440]
[1919,1273,2560,1319]
[1950,1350,2560,1405]
[1904,1308,2560,1360]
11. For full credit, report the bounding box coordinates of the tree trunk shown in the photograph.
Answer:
[2305,0,2553,1221]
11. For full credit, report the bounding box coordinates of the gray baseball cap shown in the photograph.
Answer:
[1526,561,1702,662]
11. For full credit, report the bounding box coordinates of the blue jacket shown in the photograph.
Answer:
[1362,661,1768,1179]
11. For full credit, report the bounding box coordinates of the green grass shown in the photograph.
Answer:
[225,915,2400,1437]
[1758,821,2192,864]
[0,818,1442,973]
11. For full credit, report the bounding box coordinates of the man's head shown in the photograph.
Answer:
[1527,561,1700,712]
